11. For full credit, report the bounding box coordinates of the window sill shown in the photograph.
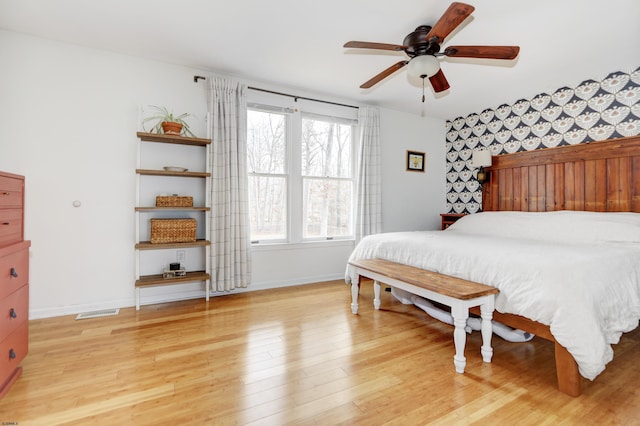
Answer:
[251,239,355,252]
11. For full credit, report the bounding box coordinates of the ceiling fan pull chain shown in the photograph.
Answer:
[422,77,426,103]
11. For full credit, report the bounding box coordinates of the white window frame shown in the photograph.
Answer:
[247,104,292,244]
[247,95,357,246]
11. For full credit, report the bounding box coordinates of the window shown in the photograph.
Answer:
[247,104,355,244]
[247,109,287,241]
[301,115,353,239]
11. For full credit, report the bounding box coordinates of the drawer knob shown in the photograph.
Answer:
[10,268,18,278]
[10,308,17,319]
[9,349,16,359]
[2,222,9,226]
[1,191,9,195]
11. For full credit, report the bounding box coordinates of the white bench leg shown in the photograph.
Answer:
[451,304,468,373]
[480,298,495,363]
[351,275,360,314]
[373,280,381,310]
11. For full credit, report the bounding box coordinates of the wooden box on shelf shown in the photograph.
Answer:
[149,218,197,244]
[155,195,193,207]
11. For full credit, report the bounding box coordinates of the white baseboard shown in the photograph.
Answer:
[29,298,134,320]
[29,273,346,319]
[217,273,345,294]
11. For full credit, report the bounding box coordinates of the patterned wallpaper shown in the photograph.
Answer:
[445,66,640,214]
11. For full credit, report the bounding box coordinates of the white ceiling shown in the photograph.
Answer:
[1,0,639,120]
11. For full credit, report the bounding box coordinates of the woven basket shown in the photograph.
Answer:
[150,218,197,244]
[155,195,193,207]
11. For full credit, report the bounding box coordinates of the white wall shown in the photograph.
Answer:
[380,108,446,232]
[0,30,445,318]
[0,30,209,318]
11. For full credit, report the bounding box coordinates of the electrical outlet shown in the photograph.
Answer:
[176,250,185,264]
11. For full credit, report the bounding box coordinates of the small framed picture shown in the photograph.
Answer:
[406,150,425,172]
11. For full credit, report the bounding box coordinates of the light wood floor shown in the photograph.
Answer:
[2,280,639,425]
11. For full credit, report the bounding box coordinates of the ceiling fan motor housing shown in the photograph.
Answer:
[403,25,440,57]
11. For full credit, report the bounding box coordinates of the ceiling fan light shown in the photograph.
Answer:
[407,55,440,79]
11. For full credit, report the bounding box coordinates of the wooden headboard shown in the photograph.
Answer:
[482,135,640,213]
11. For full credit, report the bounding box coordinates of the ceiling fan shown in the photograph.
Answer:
[343,2,520,96]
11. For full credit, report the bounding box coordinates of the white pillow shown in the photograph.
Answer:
[446,210,640,244]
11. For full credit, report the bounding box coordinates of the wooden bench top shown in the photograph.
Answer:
[349,258,499,300]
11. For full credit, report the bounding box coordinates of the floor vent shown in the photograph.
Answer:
[75,308,120,320]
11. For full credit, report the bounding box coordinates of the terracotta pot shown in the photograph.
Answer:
[162,121,183,135]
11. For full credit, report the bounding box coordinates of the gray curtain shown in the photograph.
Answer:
[355,106,382,243]
[207,76,252,291]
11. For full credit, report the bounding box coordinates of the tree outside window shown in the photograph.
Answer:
[247,110,287,241]
[247,108,354,243]
[301,117,352,238]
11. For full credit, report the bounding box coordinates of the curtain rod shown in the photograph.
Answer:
[193,75,359,110]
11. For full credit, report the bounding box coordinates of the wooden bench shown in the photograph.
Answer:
[348,258,499,374]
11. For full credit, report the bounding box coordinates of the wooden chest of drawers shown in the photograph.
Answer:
[0,171,29,399]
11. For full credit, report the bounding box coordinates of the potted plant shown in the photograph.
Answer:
[142,105,196,137]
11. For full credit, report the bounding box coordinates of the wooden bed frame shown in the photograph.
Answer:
[476,134,640,396]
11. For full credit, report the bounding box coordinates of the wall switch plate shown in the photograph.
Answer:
[176,250,185,263]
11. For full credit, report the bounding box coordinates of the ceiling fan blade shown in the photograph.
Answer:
[344,41,407,51]
[360,61,409,89]
[444,45,520,59]
[425,2,475,44]
[429,69,450,93]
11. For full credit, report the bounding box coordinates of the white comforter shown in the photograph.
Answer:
[346,211,640,380]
